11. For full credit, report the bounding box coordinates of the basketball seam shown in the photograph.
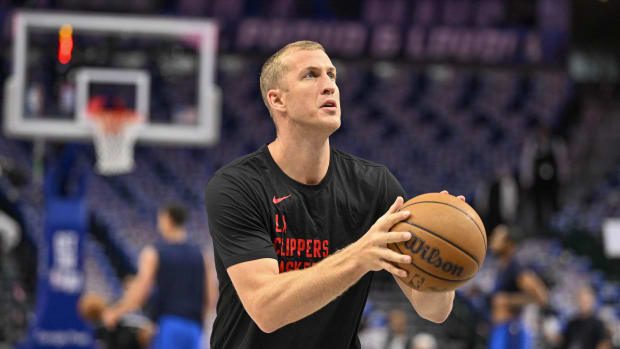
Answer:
[403,221,480,267]
[392,243,475,283]
[401,200,487,248]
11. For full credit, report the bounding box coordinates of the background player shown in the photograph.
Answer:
[102,204,218,348]
[205,41,459,348]
[78,290,153,349]
[488,224,549,349]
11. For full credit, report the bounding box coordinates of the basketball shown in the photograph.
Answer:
[388,193,487,292]
[77,292,108,322]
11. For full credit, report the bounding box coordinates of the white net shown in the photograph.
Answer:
[89,112,143,175]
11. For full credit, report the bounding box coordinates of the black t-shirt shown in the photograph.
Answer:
[205,145,405,349]
[561,315,610,349]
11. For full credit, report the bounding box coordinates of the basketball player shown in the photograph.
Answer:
[205,41,457,348]
[488,224,548,349]
[78,291,153,349]
[102,204,218,349]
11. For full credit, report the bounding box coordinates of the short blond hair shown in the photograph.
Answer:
[259,41,326,112]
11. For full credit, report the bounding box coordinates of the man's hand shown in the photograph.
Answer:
[441,190,466,202]
[390,191,462,323]
[351,196,413,277]
[101,308,121,330]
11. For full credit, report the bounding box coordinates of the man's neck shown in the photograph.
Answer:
[163,229,187,243]
[268,133,331,185]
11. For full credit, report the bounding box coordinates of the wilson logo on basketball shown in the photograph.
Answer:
[404,233,464,277]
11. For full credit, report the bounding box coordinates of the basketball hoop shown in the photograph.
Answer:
[87,109,144,175]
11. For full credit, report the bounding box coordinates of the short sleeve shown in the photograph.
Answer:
[205,173,277,269]
[384,167,407,210]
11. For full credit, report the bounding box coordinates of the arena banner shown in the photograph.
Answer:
[232,19,567,64]
[24,197,93,349]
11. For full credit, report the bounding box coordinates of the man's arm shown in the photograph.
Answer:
[227,197,413,333]
[517,270,548,305]
[596,340,612,349]
[492,269,548,320]
[495,270,548,308]
[389,190,460,323]
[204,250,219,317]
[102,246,158,328]
[393,277,454,323]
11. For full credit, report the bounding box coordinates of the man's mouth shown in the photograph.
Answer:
[320,100,338,111]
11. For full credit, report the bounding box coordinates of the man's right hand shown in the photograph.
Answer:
[350,196,413,278]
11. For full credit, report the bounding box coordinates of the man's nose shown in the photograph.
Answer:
[321,76,336,95]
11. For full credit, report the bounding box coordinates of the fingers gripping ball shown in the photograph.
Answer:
[388,193,487,292]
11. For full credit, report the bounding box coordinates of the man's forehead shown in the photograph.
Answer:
[282,49,335,71]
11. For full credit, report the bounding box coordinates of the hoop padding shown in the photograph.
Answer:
[89,112,144,175]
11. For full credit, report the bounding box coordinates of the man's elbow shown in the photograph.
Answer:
[538,293,549,306]
[246,301,282,333]
[252,313,280,333]
[256,322,278,334]
[418,301,453,323]
[421,310,451,324]
[415,292,454,323]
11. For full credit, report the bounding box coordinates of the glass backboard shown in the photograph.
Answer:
[4,10,221,146]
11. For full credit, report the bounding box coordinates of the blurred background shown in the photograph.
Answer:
[0,0,619,348]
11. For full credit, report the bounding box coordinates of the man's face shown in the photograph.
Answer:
[489,225,508,255]
[278,49,341,134]
[577,287,595,315]
[157,211,171,235]
[388,310,407,334]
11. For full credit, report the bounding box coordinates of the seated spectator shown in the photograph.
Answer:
[559,285,611,349]
[384,309,410,349]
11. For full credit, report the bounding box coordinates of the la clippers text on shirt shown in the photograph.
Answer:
[273,214,329,272]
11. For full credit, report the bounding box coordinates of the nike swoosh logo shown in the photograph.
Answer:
[273,195,291,204]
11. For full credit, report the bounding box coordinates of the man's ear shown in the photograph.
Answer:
[268,89,286,113]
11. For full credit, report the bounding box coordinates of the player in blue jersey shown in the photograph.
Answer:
[103,204,217,349]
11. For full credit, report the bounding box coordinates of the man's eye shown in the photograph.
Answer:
[304,72,315,78]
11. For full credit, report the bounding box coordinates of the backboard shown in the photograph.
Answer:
[4,10,221,146]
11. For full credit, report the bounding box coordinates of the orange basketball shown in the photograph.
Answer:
[388,193,487,292]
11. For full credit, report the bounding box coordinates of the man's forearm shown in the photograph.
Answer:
[110,281,149,315]
[395,277,454,323]
[499,292,539,307]
[232,199,414,333]
[250,244,366,332]
[410,290,454,323]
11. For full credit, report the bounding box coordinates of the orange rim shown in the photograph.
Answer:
[89,110,141,135]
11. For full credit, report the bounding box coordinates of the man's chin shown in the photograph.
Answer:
[321,117,341,135]
[293,115,341,136]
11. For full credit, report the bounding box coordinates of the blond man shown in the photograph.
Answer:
[205,41,454,348]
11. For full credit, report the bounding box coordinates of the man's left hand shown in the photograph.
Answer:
[102,308,121,330]
[440,190,466,202]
